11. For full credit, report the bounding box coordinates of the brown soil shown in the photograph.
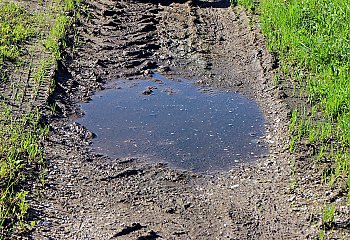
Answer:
[25,0,321,239]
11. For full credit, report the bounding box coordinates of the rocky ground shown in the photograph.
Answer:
[26,0,321,239]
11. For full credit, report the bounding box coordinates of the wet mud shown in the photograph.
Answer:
[30,0,316,239]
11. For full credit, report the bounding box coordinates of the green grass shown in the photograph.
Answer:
[237,0,257,12]
[0,3,37,64]
[238,0,350,236]
[321,203,336,237]
[0,0,81,237]
[0,0,81,64]
[240,0,350,185]
[257,0,350,186]
[0,106,48,235]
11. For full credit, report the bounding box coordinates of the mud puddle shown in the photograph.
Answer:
[30,0,313,238]
[77,73,267,173]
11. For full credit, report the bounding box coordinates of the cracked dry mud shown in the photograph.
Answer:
[29,0,316,239]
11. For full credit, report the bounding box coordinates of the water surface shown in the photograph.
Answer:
[77,74,267,173]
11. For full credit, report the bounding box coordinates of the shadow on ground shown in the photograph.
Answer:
[134,0,231,8]
[193,0,231,8]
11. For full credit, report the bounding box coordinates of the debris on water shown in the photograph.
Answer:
[142,86,157,95]
[162,87,176,95]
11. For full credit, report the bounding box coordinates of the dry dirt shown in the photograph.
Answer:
[26,0,320,239]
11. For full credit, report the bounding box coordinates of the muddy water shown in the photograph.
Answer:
[77,74,267,173]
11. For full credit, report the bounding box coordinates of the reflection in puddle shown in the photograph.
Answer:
[77,73,267,173]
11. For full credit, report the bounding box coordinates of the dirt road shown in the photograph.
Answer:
[30,0,315,239]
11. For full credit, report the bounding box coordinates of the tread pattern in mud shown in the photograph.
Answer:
[60,0,161,101]
[0,1,57,116]
[0,45,54,115]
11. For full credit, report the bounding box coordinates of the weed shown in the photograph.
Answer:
[322,203,336,228]
[289,109,298,133]
[319,229,326,240]
[289,157,298,192]
[346,177,350,204]
[237,0,256,12]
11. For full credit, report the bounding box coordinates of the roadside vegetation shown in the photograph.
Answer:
[238,0,350,237]
[0,0,80,238]
[1,0,348,237]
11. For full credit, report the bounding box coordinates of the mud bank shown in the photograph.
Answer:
[29,0,316,239]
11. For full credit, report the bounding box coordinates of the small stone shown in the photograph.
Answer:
[143,69,153,76]
[234,81,243,86]
[158,65,170,72]
[288,196,296,202]
[184,202,191,209]
[165,207,176,214]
